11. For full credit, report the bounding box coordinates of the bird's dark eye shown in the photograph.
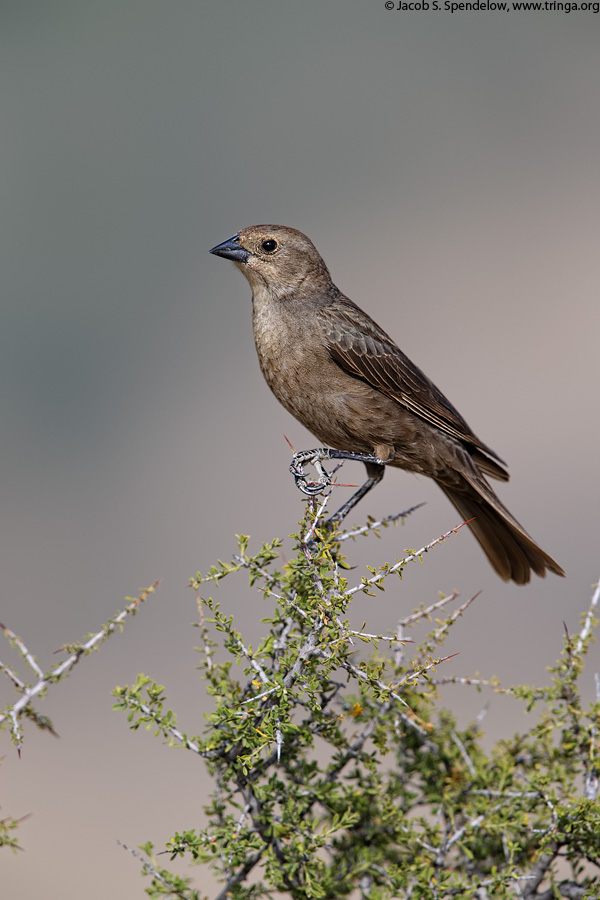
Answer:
[261,239,278,254]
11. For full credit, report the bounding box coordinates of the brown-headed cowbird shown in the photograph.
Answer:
[210,224,564,584]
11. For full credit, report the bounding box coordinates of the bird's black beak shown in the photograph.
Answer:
[209,234,249,264]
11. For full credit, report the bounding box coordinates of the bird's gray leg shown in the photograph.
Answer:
[326,461,385,530]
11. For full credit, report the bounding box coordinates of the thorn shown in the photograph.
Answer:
[452,518,475,535]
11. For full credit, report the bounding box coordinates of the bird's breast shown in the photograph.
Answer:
[252,301,328,412]
[251,297,391,453]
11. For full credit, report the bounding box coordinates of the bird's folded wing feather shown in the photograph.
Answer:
[320,299,507,473]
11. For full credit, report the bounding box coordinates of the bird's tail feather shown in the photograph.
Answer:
[437,479,564,585]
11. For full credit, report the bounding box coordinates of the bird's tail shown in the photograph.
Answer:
[437,477,564,585]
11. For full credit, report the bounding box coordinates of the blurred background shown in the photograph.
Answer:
[1,2,598,897]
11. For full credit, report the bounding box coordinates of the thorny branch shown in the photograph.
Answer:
[336,503,426,542]
[343,521,473,599]
[117,840,194,900]
[120,526,598,900]
[0,582,159,753]
[576,579,600,654]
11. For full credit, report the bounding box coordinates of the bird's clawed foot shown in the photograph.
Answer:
[289,447,387,528]
[289,449,335,496]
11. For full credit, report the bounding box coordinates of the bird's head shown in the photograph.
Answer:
[210,224,333,300]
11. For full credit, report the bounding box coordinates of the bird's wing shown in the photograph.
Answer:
[320,298,507,472]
